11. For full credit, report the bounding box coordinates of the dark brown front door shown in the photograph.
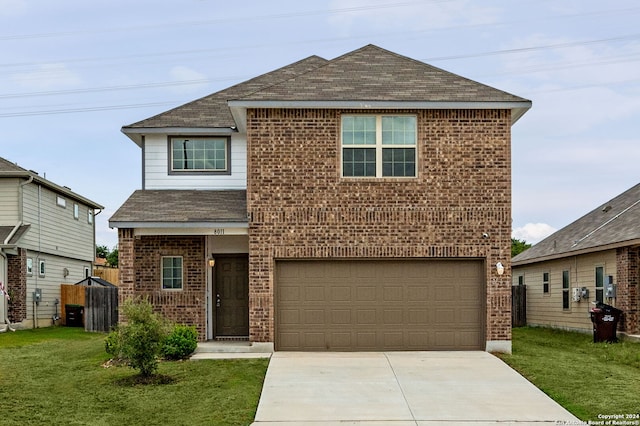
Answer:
[215,255,249,337]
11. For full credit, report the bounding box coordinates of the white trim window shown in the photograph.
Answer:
[87,210,93,224]
[26,258,33,276]
[73,203,79,220]
[39,259,46,278]
[341,115,417,178]
[161,256,183,290]
[170,137,230,174]
[56,196,66,208]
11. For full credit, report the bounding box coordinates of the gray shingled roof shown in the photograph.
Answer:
[122,55,328,131]
[122,44,530,138]
[109,190,247,226]
[236,44,528,104]
[512,183,640,265]
[0,156,103,209]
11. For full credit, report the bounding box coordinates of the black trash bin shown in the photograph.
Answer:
[589,303,622,343]
[65,304,84,327]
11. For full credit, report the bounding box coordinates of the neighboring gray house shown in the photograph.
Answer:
[0,157,104,330]
[512,183,640,336]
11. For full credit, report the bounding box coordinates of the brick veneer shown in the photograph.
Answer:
[7,248,27,323]
[117,231,207,340]
[617,246,639,334]
[246,108,513,345]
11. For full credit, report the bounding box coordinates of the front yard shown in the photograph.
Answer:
[0,327,268,425]
[498,327,640,421]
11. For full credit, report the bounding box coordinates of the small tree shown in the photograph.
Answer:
[106,247,119,267]
[106,297,169,377]
[511,238,532,257]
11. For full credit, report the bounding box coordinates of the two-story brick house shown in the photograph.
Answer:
[1,157,103,330]
[110,45,531,352]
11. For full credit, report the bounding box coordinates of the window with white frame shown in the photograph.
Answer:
[39,259,46,277]
[341,115,417,178]
[170,137,230,174]
[26,258,33,276]
[87,210,93,224]
[161,256,183,290]
[562,270,570,310]
[56,196,66,208]
[543,272,550,294]
[73,203,79,220]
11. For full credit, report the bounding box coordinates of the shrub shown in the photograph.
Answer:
[162,324,198,360]
[106,297,169,377]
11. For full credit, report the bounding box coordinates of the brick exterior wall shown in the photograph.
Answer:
[617,246,639,334]
[117,231,207,340]
[246,108,513,345]
[7,248,27,323]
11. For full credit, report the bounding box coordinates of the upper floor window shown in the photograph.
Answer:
[73,203,79,220]
[542,272,549,294]
[56,196,66,208]
[341,115,417,178]
[170,137,230,174]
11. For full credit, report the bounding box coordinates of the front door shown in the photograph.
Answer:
[214,255,249,337]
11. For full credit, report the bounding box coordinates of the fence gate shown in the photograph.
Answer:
[512,285,527,327]
[84,286,118,332]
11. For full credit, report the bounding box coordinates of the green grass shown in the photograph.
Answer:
[498,327,640,421]
[0,327,269,425]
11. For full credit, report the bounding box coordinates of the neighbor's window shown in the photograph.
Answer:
[56,196,66,208]
[39,259,46,278]
[595,266,604,302]
[342,115,416,178]
[73,203,79,220]
[87,210,93,224]
[543,272,550,294]
[518,275,524,286]
[162,256,183,290]
[26,258,33,276]
[562,270,570,310]
[170,137,230,173]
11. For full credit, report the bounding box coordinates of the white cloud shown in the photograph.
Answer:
[0,0,27,17]
[168,66,208,93]
[327,0,499,34]
[512,223,557,245]
[11,63,83,90]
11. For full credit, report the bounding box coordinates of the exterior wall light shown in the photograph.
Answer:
[208,258,216,267]
[496,262,505,275]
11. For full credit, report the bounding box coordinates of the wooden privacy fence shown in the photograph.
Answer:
[512,285,527,327]
[92,267,119,285]
[60,284,118,332]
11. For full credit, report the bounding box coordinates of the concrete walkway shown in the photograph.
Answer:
[252,351,579,425]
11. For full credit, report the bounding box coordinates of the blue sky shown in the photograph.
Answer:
[2,0,639,249]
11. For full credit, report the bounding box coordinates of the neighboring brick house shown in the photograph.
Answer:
[512,183,640,336]
[0,157,103,330]
[110,45,531,352]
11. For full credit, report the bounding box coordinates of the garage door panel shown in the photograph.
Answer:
[276,260,484,351]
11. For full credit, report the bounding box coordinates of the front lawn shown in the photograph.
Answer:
[498,327,640,421]
[0,327,268,425]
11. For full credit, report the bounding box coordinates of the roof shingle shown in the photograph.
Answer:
[513,183,640,265]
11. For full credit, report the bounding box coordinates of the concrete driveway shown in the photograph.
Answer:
[252,351,579,425]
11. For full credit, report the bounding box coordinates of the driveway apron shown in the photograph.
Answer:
[252,351,579,425]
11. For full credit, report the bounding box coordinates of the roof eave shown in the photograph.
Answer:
[228,100,532,131]
[108,220,248,229]
[121,126,237,147]
[512,238,640,267]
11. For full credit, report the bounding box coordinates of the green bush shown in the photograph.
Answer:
[162,324,198,360]
[106,297,169,377]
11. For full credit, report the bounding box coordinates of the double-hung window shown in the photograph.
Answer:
[595,266,604,302]
[170,137,230,174]
[542,272,550,294]
[562,270,570,310]
[342,115,416,178]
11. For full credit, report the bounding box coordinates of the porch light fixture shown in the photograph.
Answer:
[208,258,216,268]
[496,262,505,276]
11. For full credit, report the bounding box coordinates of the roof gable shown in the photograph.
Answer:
[513,183,640,265]
[122,55,328,137]
[235,44,528,104]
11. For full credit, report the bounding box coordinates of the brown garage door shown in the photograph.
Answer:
[276,259,484,351]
